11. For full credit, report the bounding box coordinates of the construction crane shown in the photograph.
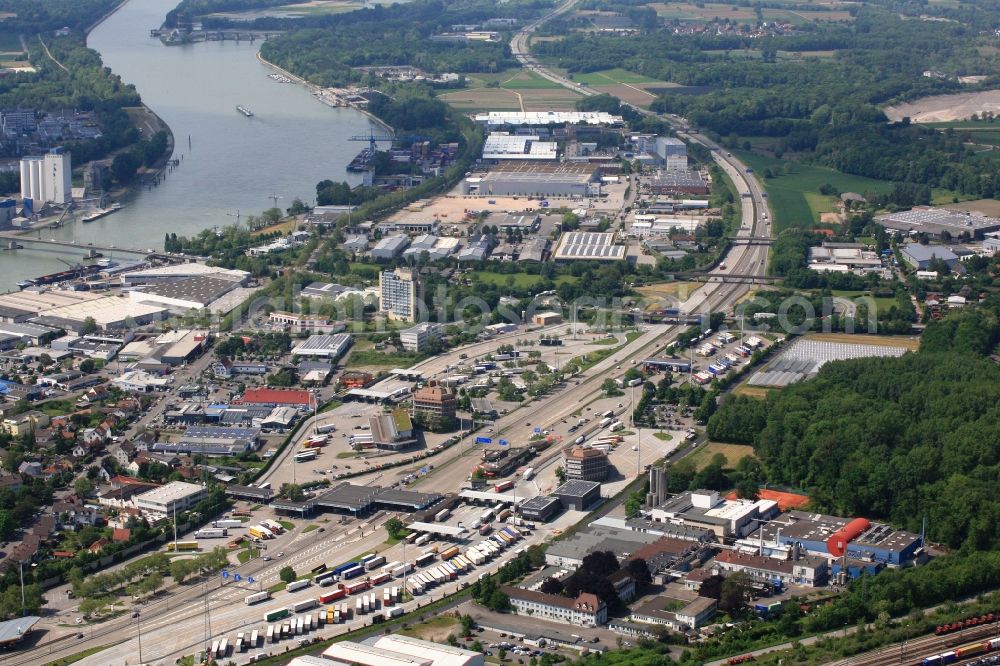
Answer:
[350,131,395,154]
[57,257,86,280]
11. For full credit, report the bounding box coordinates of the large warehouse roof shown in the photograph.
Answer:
[483,133,557,160]
[553,232,626,261]
[0,616,39,645]
[372,635,485,666]
[408,521,466,537]
[474,111,624,126]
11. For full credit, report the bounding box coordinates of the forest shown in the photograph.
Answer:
[706,310,1000,551]
[0,0,121,33]
[257,0,549,87]
[535,6,1000,198]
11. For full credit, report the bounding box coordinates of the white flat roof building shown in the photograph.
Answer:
[553,232,626,261]
[134,481,207,518]
[474,111,624,127]
[323,642,431,666]
[291,333,353,359]
[372,635,485,666]
[483,133,558,160]
[120,262,250,286]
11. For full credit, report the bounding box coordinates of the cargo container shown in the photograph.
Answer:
[494,480,514,493]
[369,571,392,586]
[501,527,519,540]
[382,561,401,574]
[250,629,259,648]
[497,509,512,521]
[210,640,219,658]
[218,637,229,657]
[385,606,404,619]
[480,510,495,524]
[291,598,318,613]
[262,520,285,535]
[478,523,492,536]
[419,572,434,587]
[521,467,534,481]
[430,568,445,585]
[296,617,304,634]
[248,526,271,540]
[599,417,613,428]
[408,578,424,595]
[364,555,386,571]
[466,549,485,565]
[340,579,370,595]
[266,625,275,643]
[392,563,412,578]
[326,606,334,624]
[237,632,246,651]
[357,597,366,615]
[369,592,377,611]
[414,552,435,567]
[286,579,311,593]
[317,573,337,587]
[333,608,341,624]
[332,561,360,575]
[434,508,451,522]
[440,546,460,560]
[441,564,457,579]
[383,589,392,606]
[294,450,318,463]
[265,607,290,622]
[609,421,624,432]
[245,591,270,605]
[214,519,243,529]
[319,589,346,604]
[341,565,365,580]
[414,534,430,546]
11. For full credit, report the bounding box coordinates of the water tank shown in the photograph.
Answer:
[826,518,871,557]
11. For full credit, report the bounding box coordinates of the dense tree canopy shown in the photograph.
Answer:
[708,314,1000,550]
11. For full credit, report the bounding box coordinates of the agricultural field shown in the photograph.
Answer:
[884,89,1000,123]
[647,2,853,23]
[806,331,921,351]
[734,150,895,232]
[945,198,1000,217]
[566,68,671,109]
[441,69,582,111]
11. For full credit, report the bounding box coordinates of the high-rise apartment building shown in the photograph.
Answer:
[379,267,419,322]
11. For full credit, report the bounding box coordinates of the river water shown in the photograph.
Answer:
[0,0,377,290]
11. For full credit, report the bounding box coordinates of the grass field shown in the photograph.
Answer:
[687,442,757,470]
[828,289,899,312]
[398,615,459,642]
[572,68,662,85]
[648,2,852,22]
[734,150,895,232]
[732,384,773,398]
[499,70,564,89]
[346,349,427,368]
[472,271,578,289]
[0,32,22,53]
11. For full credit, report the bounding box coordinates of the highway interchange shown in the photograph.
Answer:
[9,14,774,666]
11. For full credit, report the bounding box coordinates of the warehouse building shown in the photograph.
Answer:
[553,231,626,261]
[900,243,961,271]
[482,133,557,161]
[553,479,602,511]
[128,275,240,311]
[714,550,829,587]
[876,206,1000,239]
[291,333,353,360]
[519,495,563,522]
[134,481,207,518]
[473,162,601,198]
[649,490,773,539]
[648,169,709,195]
[372,234,411,260]
[323,634,484,666]
[119,263,249,287]
[368,408,417,451]
[473,111,624,127]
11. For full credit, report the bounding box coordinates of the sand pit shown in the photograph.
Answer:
[884,89,1000,123]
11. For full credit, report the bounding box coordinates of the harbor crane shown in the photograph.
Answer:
[349,131,395,154]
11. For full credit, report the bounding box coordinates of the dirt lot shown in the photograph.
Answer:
[884,89,1000,123]
[946,198,1000,217]
[807,332,921,350]
[592,83,659,108]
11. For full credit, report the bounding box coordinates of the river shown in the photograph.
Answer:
[0,0,378,291]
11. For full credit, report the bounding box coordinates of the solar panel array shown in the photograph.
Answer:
[748,339,908,387]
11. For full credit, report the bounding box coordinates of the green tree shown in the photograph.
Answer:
[384,517,408,541]
[279,566,296,584]
[81,317,98,335]
[73,477,94,498]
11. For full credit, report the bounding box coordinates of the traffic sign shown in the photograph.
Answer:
[221,571,229,579]
[235,574,242,582]
[475,436,493,445]
[533,427,541,434]
[247,576,255,584]
[499,439,509,446]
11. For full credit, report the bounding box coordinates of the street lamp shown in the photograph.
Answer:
[18,561,36,617]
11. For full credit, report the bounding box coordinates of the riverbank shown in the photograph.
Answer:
[255,49,394,135]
